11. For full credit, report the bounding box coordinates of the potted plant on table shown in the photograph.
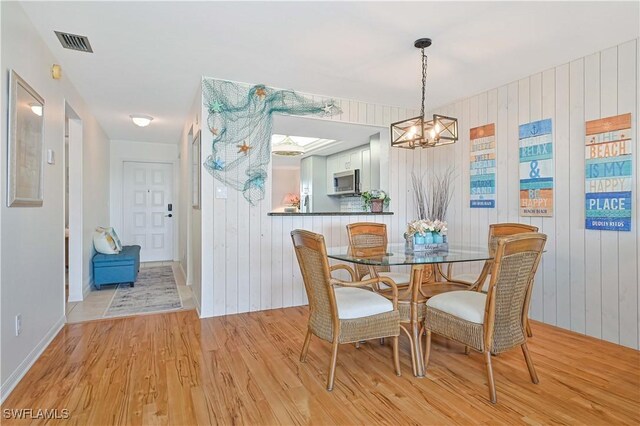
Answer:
[361,189,390,213]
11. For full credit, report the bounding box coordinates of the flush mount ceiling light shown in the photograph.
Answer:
[391,38,458,149]
[130,114,153,127]
[272,136,305,156]
[29,103,43,116]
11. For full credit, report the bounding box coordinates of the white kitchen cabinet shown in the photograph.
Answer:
[325,144,375,193]
[339,154,350,171]
[350,151,362,171]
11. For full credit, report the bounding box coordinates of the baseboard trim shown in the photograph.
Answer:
[0,315,66,404]
[177,263,187,286]
[192,289,201,317]
[82,279,92,299]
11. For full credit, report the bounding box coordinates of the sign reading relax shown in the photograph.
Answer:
[519,119,554,217]
[584,113,633,231]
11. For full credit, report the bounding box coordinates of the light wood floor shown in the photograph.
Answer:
[2,308,639,425]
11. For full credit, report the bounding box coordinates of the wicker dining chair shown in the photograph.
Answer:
[346,222,411,288]
[440,223,539,337]
[424,232,547,403]
[291,229,401,391]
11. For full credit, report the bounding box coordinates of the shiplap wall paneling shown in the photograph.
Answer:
[487,89,499,228]
[584,52,602,338]
[407,40,637,346]
[226,87,240,313]
[527,73,546,322]
[555,62,571,329]
[259,167,272,312]
[507,81,521,224]
[541,69,557,325]
[496,86,509,224]
[460,98,472,275]
[617,39,638,348]
[600,46,620,343]
[569,57,586,334]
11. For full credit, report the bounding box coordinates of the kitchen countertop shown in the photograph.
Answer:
[268,212,394,216]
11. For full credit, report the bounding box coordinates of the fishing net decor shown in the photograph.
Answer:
[202,79,342,205]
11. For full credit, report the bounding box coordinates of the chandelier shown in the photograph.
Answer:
[391,38,458,149]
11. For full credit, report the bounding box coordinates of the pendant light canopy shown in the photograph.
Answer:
[391,38,458,149]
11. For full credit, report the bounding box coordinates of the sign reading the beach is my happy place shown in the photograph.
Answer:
[585,113,633,231]
[469,123,496,208]
[519,119,554,217]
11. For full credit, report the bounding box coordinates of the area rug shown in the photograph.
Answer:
[104,266,183,318]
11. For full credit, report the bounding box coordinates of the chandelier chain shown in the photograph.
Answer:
[420,48,428,118]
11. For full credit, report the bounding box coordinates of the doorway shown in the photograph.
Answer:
[65,103,83,307]
[122,161,175,262]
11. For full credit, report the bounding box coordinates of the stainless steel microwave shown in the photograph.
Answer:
[333,169,360,195]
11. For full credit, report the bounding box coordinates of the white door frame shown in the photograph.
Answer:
[121,159,178,262]
[65,102,84,303]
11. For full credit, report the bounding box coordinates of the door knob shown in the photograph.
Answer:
[165,214,173,218]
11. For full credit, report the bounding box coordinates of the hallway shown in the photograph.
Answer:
[65,262,195,323]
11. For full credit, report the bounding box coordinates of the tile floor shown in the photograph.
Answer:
[65,261,195,323]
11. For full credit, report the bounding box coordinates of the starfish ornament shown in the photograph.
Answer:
[210,100,224,113]
[255,87,267,99]
[323,103,334,115]
[237,141,252,155]
[212,157,225,171]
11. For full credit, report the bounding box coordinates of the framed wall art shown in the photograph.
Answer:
[7,70,45,207]
[519,118,553,216]
[585,113,632,231]
[469,123,496,208]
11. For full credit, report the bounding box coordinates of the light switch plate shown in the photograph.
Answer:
[215,186,227,199]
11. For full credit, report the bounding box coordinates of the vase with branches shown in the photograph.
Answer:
[407,167,455,250]
[411,167,455,221]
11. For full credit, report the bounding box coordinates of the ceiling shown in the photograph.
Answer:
[21,1,639,144]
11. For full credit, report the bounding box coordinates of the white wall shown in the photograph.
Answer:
[408,38,638,349]
[272,168,300,212]
[0,2,110,401]
[109,139,179,261]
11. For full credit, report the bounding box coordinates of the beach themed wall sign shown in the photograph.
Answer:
[584,113,632,231]
[519,119,553,217]
[469,123,496,208]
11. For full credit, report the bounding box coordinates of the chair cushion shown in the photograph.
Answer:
[334,287,394,320]
[426,291,487,324]
[362,271,411,287]
[452,273,490,292]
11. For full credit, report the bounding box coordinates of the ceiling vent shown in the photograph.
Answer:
[54,31,93,53]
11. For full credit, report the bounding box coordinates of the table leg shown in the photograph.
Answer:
[411,301,425,377]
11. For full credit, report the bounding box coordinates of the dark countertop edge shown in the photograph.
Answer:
[268,212,394,217]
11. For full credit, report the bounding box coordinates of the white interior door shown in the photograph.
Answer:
[123,161,174,262]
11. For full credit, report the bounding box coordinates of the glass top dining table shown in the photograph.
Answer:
[326,242,493,378]
[326,243,493,266]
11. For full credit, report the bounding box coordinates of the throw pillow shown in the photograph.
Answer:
[107,227,123,251]
[93,228,120,254]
